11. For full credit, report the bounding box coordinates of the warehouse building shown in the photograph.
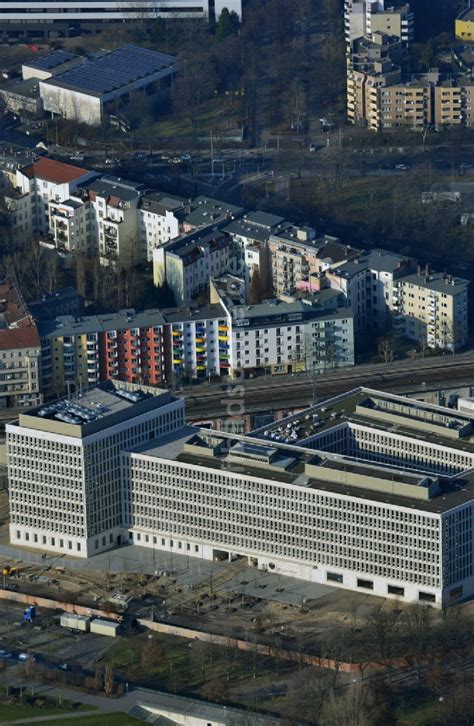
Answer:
[40,45,177,126]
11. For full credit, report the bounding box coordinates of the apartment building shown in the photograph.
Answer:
[349,62,474,130]
[163,304,229,383]
[153,229,233,306]
[370,4,414,42]
[7,382,185,557]
[138,192,187,262]
[49,178,143,263]
[217,292,354,377]
[39,308,168,397]
[0,278,41,409]
[456,7,474,41]
[393,269,469,350]
[224,210,288,293]
[87,177,144,267]
[0,0,242,39]
[49,193,93,255]
[345,0,413,46]
[266,226,320,296]
[347,57,402,129]
[5,158,96,243]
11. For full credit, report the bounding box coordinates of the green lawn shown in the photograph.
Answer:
[0,698,90,721]
[37,714,140,726]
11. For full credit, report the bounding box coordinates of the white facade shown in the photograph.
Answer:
[0,0,242,31]
[7,385,474,607]
[138,195,184,263]
[7,384,185,557]
[166,309,229,382]
[49,196,92,254]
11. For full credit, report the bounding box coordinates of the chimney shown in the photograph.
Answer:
[417,264,421,276]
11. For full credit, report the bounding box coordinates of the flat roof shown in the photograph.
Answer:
[41,45,177,98]
[86,176,144,202]
[400,271,469,294]
[130,425,473,514]
[2,78,41,99]
[183,195,243,227]
[253,387,474,452]
[24,50,78,72]
[14,382,175,438]
[38,308,166,339]
[163,303,226,324]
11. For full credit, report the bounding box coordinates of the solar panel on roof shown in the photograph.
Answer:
[30,50,75,70]
[46,44,175,96]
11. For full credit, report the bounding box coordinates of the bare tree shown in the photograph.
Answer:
[104,665,114,695]
[248,267,264,304]
[377,334,395,364]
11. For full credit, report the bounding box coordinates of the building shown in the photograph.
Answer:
[216,290,354,377]
[0,78,43,116]
[369,3,413,43]
[138,192,187,262]
[348,60,474,130]
[22,50,85,81]
[9,382,474,607]
[456,7,474,42]
[224,210,288,295]
[121,387,474,608]
[39,45,177,127]
[393,268,469,350]
[29,287,83,321]
[344,0,413,46]
[163,304,229,384]
[0,0,242,39]
[0,278,41,409]
[7,381,185,557]
[87,176,144,267]
[39,308,168,397]
[153,228,234,306]
[181,196,244,234]
[5,157,96,243]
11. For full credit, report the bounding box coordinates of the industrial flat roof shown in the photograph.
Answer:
[130,425,473,514]
[13,382,175,438]
[42,45,177,98]
[252,387,474,455]
[24,50,78,72]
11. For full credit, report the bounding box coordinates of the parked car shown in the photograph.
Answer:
[395,163,409,171]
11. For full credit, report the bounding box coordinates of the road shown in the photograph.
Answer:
[184,352,474,420]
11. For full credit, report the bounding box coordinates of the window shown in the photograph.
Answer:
[418,591,435,603]
[357,578,374,590]
[449,586,463,600]
[327,572,343,583]
[388,585,404,596]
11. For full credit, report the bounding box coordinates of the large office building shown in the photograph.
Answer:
[0,1,242,39]
[8,384,474,607]
[7,381,184,557]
